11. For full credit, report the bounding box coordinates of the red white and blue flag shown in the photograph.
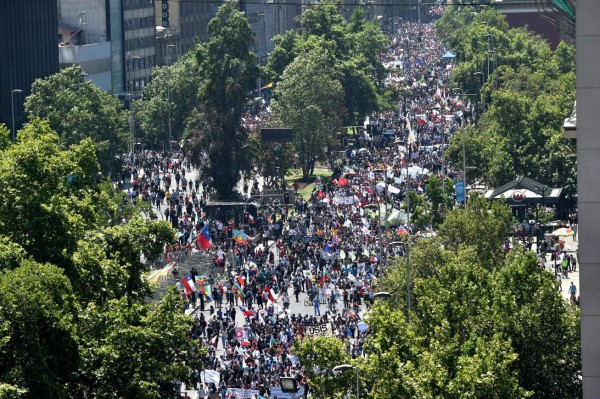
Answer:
[196,225,211,249]
[239,306,255,317]
[182,274,196,295]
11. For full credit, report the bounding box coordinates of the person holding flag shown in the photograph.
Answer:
[239,306,255,318]
[232,282,244,305]
[232,229,250,245]
[196,224,211,250]
[181,274,196,296]
[264,285,277,303]
[236,275,245,288]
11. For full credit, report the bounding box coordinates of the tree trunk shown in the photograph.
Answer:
[308,158,315,177]
[302,164,309,181]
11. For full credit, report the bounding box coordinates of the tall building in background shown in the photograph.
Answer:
[0,0,59,131]
[155,0,217,67]
[122,0,155,93]
[58,0,156,95]
[576,1,600,397]
[244,0,302,77]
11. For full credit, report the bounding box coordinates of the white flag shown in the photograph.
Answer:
[202,370,221,385]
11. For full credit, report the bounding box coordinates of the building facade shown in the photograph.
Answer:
[154,0,217,67]
[0,0,59,131]
[58,0,156,95]
[123,0,156,93]
[577,1,600,397]
[492,0,575,48]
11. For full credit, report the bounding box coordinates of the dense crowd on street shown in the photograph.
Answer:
[119,20,578,399]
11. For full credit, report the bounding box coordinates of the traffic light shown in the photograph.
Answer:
[244,212,249,224]
[227,226,233,238]
[284,192,290,205]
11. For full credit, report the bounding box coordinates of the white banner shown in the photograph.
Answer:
[226,388,259,398]
[333,196,357,205]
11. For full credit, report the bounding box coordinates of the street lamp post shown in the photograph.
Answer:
[128,55,141,167]
[480,22,491,79]
[11,89,23,143]
[406,160,411,320]
[333,364,359,399]
[473,71,484,114]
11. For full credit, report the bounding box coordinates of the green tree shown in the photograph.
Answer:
[0,120,98,271]
[136,49,203,149]
[373,202,580,399]
[0,262,79,399]
[437,195,513,269]
[293,336,353,398]
[0,384,26,399]
[184,1,259,199]
[271,47,346,179]
[491,250,581,399]
[405,190,430,230]
[266,4,387,127]
[440,8,576,190]
[24,65,130,172]
[248,138,296,188]
[76,289,205,399]
[0,121,203,398]
[424,175,455,226]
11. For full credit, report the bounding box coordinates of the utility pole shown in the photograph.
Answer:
[129,55,140,167]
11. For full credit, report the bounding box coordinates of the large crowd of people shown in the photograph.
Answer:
[121,19,577,399]
[172,22,467,399]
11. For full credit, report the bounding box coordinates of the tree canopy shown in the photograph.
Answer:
[271,47,346,179]
[366,200,581,399]
[266,3,387,127]
[136,49,203,149]
[24,65,130,173]
[438,9,576,191]
[183,0,260,199]
[0,122,204,398]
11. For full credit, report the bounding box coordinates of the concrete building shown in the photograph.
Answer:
[576,1,600,396]
[492,0,575,48]
[58,0,156,95]
[0,0,59,133]
[122,0,156,92]
[242,0,302,70]
[154,0,218,67]
[59,42,113,92]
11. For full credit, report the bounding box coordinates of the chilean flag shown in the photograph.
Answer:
[182,274,196,295]
[196,225,211,249]
[239,306,255,317]
[264,285,277,303]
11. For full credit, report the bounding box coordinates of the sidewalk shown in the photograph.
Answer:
[538,234,579,301]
